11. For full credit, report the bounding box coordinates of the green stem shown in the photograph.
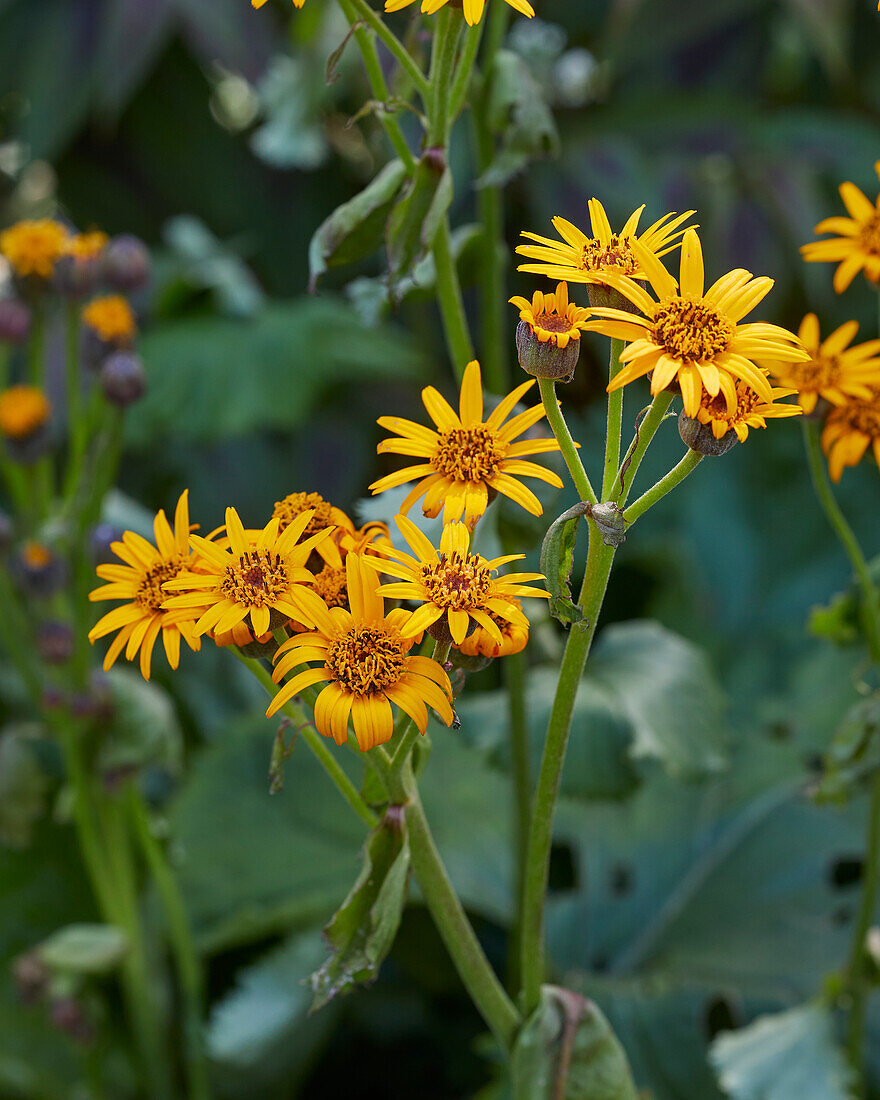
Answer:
[537,377,598,505]
[614,392,674,504]
[336,0,417,173]
[127,785,210,1100]
[348,0,430,101]
[27,305,45,388]
[388,640,449,772]
[448,22,485,123]
[472,96,505,393]
[427,7,462,147]
[235,651,378,828]
[433,219,475,378]
[505,646,530,990]
[623,448,703,526]
[601,338,625,500]
[803,419,880,1080]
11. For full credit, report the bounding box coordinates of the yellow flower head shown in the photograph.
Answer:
[82,295,137,343]
[801,162,880,293]
[64,231,109,262]
[585,228,808,418]
[509,282,590,350]
[821,391,880,482]
[162,506,334,640]
[370,360,563,529]
[693,373,801,444]
[272,490,352,569]
[365,516,547,648]
[212,621,273,650]
[0,219,69,279]
[0,386,51,439]
[268,553,454,751]
[763,314,880,415]
[517,200,693,291]
[252,0,304,7]
[458,598,529,659]
[88,492,202,680]
[384,0,534,27]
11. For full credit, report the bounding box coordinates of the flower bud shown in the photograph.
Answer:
[13,542,67,597]
[516,320,581,380]
[37,621,74,665]
[53,231,108,297]
[678,410,738,457]
[512,283,589,382]
[90,522,123,565]
[0,298,31,344]
[102,234,151,292]
[589,501,627,548]
[449,649,493,673]
[0,386,52,463]
[586,281,645,314]
[100,352,146,407]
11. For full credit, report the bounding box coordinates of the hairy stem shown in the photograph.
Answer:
[623,448,703,525]
[537,377,598,505]
[601,338,625,500]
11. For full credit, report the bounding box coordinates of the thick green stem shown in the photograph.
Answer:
[519,528,614,1013]
[336,0,417,173]
[449,22,485,123]
[433,219,475,378]
[614,392,674,504]
[803,419,880,1080]
[235,651,377,828]
[348,0,430,101]
[537,377,598,505]
[127,786,210,1100]
[623,448,703,525]
[505,646,530,990]
[601,338,625,500]
[427,8,462,147]
[472,103,505,393]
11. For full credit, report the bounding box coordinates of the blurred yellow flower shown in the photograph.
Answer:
[509,282,590,350]
[517,200,693,290]
[82,295,137,343]
[801,162,880,293]
[0,219,69,279]
[822,391,880,482]
[0,386,50,439]
[585,228,808,418]
[458,598,529,659]
[370,360,563,529]
[693,373,801,444]
[64,231,108,261]
[765,314,880,415]
[252,0,304,8]
[268,554,453,751]
[88,492,202,680]
[272,490,350,568]
[384,0,534,27]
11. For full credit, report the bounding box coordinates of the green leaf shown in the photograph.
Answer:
[386,151,453,282]
[163,214,266,318]
[710,1002,856,1100]
[814,692,880,806]
[309,158,408,291]
[99,669,183,777]
[480,49,559,187]
[511,985,638,1100]
[0,724,49,850]
[126,297,425,446]
[310,813,410,1011]
[540,503,590,627]
[36,923,128,975]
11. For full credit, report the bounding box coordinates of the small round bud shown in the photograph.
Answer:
[516,319,581,380]
[450,649,493,673]
[37,621,74,665]
[0,298,31,344]
[102,234,151,292]
[589,502,627,548]
[678,411,738,457]
[511,282,590,382]
[422,146,447,176]
[50,998,94,1045]
[12,542,66,597]
[100,352,146,407]
[13,952,49,1004]
[90,522,123,565]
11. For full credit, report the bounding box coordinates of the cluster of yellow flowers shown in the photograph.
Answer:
[252,0,535,26]
[89,369,555,751]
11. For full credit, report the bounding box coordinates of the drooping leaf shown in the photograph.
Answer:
[540,503,590,627]
[36,924,128,975]
[386,151,453,282]
[309,158,408,291]
[710,1002,856,1100]
[310,812,410,1011]
[511,985,638,1100]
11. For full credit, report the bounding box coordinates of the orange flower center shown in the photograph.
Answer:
[701,382,759,426]
[579,234,638,276]
[858,213,880,258]
[421,551,492,611]
[273,491,334,537]
[325,626,406,694]
[651,296,734,362]
[313,563,348,608]
[137,558,185,613]
[431,426,506,482]
[221,550,289,607]
[827,397,880,440]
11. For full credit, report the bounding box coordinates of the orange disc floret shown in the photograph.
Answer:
[0,386,51,439]
[82,295,137,344]
[0,219,69,278]
[64,231,109,262]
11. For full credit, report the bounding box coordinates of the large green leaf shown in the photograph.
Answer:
[710,1002,856,1100]
[126,298,426,446]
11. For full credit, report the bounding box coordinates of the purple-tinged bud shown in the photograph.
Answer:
[0,510,12,553]
[49,998,94,1045]
[12,542,66,597]
[37,622,74,665]
[102,234,151,293]
[90,523,123,565]
[100,352,146,407]
[13,952,49,1005]
[0,298,31,344]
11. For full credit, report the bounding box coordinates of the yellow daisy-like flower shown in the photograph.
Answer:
[801,162,880,293]
[163,507,333,640]
[384,0,534,27]
[82,295,137,344]
[365,516,547,647]
[0,219,69,279]
[88,492,202,680]
[0,386,50,439]
[764,314,880,415]
[509,282,590,350]
[585,228,808,418]
[693,373,802,443]
[821,391,880,482]
[370,359,563,529]
[268,554,453,751]
[272,491,351,568]
[517,199,693,290]
[64,231,109,262]
[458,598,529,659]
[252,0,304,7]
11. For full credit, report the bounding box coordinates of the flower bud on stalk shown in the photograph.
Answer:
[53,232,109,298]
[678,410,738,457]
[37,621,74,665]
[0,385,52,464]
[100,351,146,407]
[511,282,590,382]
[0,298,31,344]
[102,234,151,293]
[13,542,67,598]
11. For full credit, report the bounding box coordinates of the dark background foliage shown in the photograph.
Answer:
[3,1,880,1096]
